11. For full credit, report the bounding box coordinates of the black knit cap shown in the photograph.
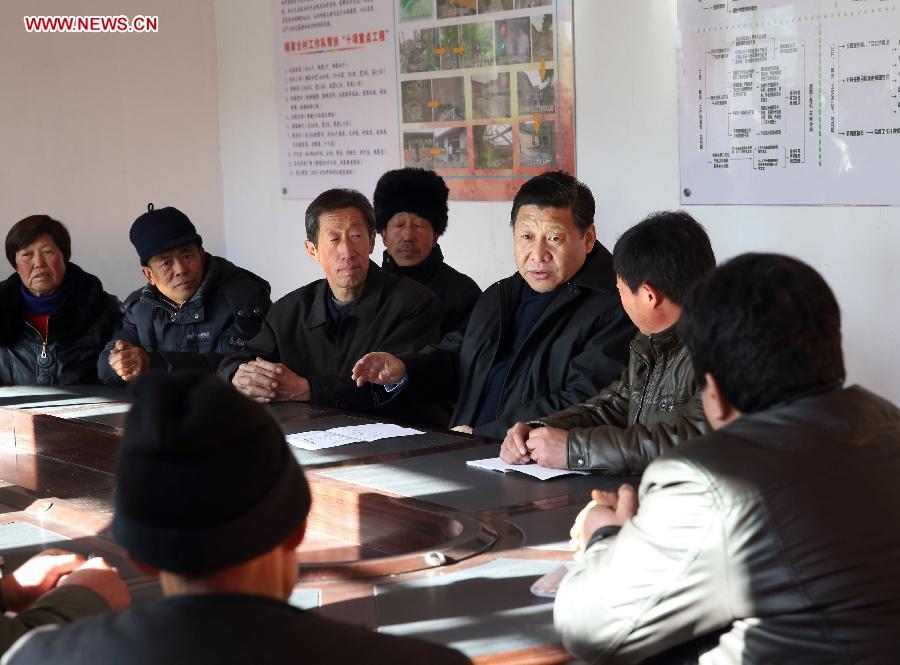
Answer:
[112,372,311,576]
[129,203,203,266]
[373,168,449,236]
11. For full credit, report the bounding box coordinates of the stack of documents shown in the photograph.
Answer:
[285,423,423,450]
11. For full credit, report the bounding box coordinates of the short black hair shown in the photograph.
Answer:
[510,170,595,235]
[613,211,715,305]
[679,253,845,413]
[304,189,375,245]
[6,215,72,268]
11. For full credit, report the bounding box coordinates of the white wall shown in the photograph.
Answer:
[215,0,900,403]
[0,0,224,300]
[214,0,514,298]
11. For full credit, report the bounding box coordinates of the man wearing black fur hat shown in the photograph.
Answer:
[99,204,271,384]
[4,373,472,665]
[374,168,481,337]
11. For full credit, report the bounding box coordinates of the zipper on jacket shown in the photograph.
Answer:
[25,320,49,359]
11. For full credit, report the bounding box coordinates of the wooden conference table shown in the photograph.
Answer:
[0,385,632,664]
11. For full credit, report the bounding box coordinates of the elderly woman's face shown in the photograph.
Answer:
[15,233,66,296]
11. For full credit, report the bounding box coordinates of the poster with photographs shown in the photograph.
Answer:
[397,0,574,200]
[274,0,573,201]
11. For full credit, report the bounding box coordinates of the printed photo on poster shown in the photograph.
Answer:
[519,120,554,167]
[530,14,554,62]
[479,0,514,13]
[459,22,495,68]
[438,0,477,20]
[435,126,468,168]
[473,124,513,169]
[517,69,555,114]
[495,17,531,65]
[471,72,511,120]
[399,27,440,73]
[399,0,434,22]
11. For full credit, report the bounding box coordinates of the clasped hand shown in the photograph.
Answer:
[499,422,568,469]
[569,485,638,557]
[232,357,310,403]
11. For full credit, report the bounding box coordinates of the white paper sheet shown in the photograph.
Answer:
[285,423,424,450]
[466,457,589,481]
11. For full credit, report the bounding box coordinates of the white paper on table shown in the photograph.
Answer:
[285,423,424,450]
[285,430,359,450]
[466,457,590,481]
[326,423,423,441]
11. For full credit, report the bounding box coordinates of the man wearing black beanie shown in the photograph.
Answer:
[98,204,272,385]
[5,373,471,665]
[373,168,481,337]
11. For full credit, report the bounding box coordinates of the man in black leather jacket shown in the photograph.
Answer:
[98,205,271,384]
[556,254,900,664]
[500,211,714,474]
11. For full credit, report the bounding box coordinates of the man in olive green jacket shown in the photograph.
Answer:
[500,211,713,474]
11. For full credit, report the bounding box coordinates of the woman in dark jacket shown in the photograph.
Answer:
[0,215,121,385]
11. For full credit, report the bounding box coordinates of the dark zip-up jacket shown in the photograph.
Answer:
[219,262,441,415]
[0,263,121,386]
[397,243,636,439]
[5,593,472,665]
[381,245,481,337]
[98,255,270,384]
[535,324,709,474]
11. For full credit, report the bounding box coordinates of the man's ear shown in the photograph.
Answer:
[141,266,155,286]
[368,232,376,255]
[582,224,597,251]
[702,373,741,428]
[283,520,307,551]
[641,283,664,309]
[304,240,318,262]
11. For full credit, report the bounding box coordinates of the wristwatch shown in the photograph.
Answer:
[585,525,621,550]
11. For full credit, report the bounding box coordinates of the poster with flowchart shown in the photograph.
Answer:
[678,0,900,204]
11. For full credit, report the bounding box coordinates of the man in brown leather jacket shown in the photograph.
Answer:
[557,254,900,663]
[500,211,714,474]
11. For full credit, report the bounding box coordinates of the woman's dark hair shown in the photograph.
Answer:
[6,215,72,268]
[305,189,375,246]
[679,253,845,413]
[510,170,595,234]
[613,211,715,305]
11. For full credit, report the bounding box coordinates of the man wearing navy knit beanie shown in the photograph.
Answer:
[373,168,481,337]
[5,373,471,665]
[98,204,271,385]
